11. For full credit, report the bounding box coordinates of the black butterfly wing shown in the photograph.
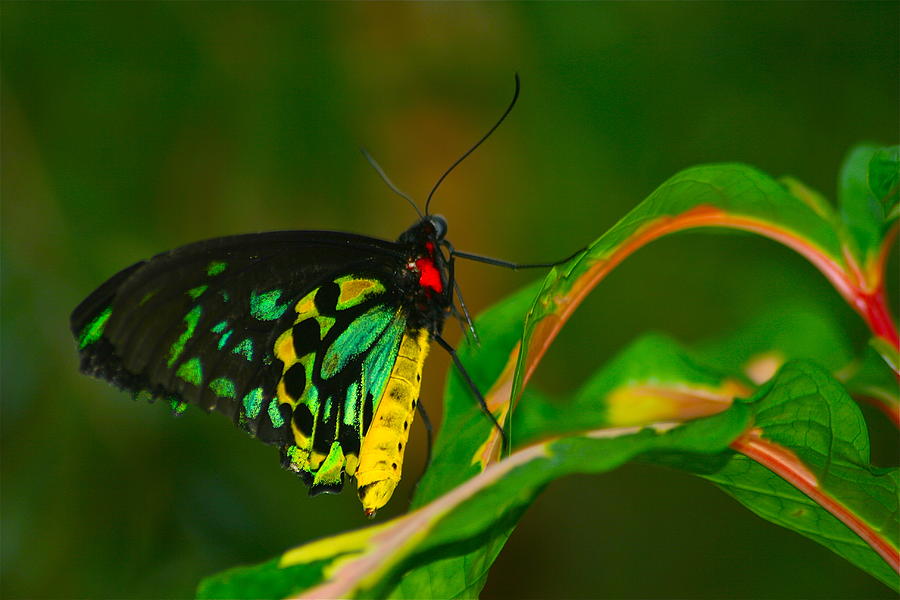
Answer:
[71,231,406,446]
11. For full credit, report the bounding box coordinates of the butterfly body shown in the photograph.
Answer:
[72,216,452,514]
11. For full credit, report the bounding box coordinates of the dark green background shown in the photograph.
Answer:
[2,3,897,598]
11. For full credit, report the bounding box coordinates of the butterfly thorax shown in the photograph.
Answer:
[393,216,452,335]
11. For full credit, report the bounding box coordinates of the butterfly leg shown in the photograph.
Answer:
[442,241,480,345]
[433,334,508,449]
[416,399,433,471]
[407,399,435,505]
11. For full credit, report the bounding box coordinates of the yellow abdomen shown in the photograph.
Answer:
[356,328,430,516]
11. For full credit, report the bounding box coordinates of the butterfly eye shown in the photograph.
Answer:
[428,215,448,239]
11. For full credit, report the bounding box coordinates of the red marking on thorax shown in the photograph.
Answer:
[415,257,443,293]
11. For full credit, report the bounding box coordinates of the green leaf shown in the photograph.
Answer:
[779,175,839,225]
[397,329,751,600]
[520,324,900,590]
[868,146,899,217]
[393,282,545,599]
[695,299,898,424]
[660,361,899,591]
[695,301,856,378]
[409,282,545,510]
[514,333,748,443]
[197,556,332,600]
[197,410,751,599]
[197,326,897,598]
[195,296,758,600]
[198,152,898,599]
[195,283,547,600]
[511,163,849,417]
[839,144,892,263]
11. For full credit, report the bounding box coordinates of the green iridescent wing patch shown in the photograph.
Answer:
[71,231,411,480]
[271,277,407,493]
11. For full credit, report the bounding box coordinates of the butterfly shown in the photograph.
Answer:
[70,76,573,516]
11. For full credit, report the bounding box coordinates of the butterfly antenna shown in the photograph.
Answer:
[360,147,424,218]
[424,73,521,216]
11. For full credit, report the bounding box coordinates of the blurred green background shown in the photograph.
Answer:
[2,3,897,598]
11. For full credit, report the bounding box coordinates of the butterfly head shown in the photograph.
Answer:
[426,214,448,240]
[397,214,447,246]
[399,216,449,291]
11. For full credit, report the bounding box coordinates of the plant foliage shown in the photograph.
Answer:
[198,145,899,599]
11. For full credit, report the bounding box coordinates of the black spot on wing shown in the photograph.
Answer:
[312,400,337,454]
[314,282,340,315]
[292,403,315,437]
[295,467,313,487]
[338,421,361,457]
[282,363,307,401]
[292,318,321,358]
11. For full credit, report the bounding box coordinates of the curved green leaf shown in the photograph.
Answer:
[197,412,750,599]
[657,361,899,591]
[514,333,748,443]
[508,154,898,434]
[196,283,547,600]
[695,299,899,425]
[197,148,898,599]
[409,282,545,510]
[197,327,898,598]
[393,282,545,599]
[511,163,852,418]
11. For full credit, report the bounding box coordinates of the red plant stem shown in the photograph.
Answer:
[863,287,900,348]
[863,224,900,385]
[516,206,899,428]
[731,430,900,574]
[845,221,899,350]
[700,213,896,352]
[520,206,855,391]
